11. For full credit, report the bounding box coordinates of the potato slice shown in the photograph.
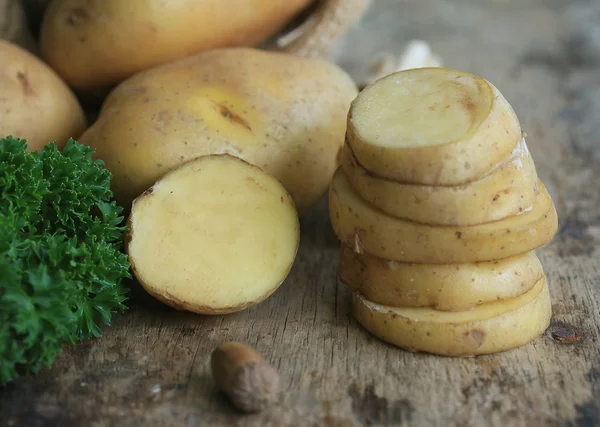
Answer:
[352,276,551,356]
[347,68,521,185]
[127,155,300,314]
[329,169,557,263]
[339,245,543,311]
[342,138,538,225]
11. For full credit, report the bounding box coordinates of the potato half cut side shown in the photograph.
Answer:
[342,138,538,226]
[347,68,521,185]
[329,168,557,263]
[127,155,300,314]
[352,276,551,356]
[339,245,543,311]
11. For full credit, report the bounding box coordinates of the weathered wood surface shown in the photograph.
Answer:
[1,0,600,426]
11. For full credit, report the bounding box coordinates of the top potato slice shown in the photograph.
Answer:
[347,68,521,185]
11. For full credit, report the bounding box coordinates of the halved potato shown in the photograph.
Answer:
[352,276,551,356]
[127,155,300,314]
[342,138,538,225]
[347,68,521,185]
[329,168,558,263]
[339,245,543,311]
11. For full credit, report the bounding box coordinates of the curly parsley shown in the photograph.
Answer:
[0,136,130,384]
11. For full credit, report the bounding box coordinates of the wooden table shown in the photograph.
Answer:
[2,1,599,426]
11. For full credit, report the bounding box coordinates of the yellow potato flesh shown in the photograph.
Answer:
[79,48,357,213]
[342,138,539,225]
[329,168,558,263]
[353,276,551,356]
[347,68,521,185]
[339,245,543,311]
[127,155,300,314]
[0,40,85,150]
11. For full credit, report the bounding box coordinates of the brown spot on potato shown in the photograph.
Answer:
[66,8,87,25]
[455,232,462,239]
[492,194,500,201]
[16,72,33,95]
[215,103,251,131]
[464,329,486,347]
[280,196,284,204]
[154,110,171,127]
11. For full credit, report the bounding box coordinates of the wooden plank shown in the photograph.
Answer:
[2,0,599,426]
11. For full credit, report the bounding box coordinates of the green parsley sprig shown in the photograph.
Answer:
[0,136,130,384]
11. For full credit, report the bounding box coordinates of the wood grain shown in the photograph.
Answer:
[2,0,599,426]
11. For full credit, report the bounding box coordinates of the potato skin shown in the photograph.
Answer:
[0,40,86,151]
[339,245,543,311]
[329,168,558,263]
[342,139,539,226]
[40,0,313,91]
[79,48,358,214]
[353,277,551,356]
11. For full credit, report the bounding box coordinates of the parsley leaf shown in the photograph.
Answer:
[0,136,130,384]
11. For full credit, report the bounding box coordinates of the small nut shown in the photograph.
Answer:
[211,342,280,412]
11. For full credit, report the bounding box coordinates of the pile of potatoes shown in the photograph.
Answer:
[0,0,361,314]
[330,68,558,356]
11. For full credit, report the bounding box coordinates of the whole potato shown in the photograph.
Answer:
[0,0,36,51]
[40,0,313,92]
[79,48,358,214]
[0,40,86,151]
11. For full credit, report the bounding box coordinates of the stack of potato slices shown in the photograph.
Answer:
[330,68,558,356]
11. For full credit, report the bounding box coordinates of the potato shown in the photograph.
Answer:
[347,68,521,185]
[80,48,358,214]
[352,276,551,356]
[0,0,36,51]
[339,245,543,311]
[329,168,558,263]
[342,138,538,225]
[0,40,86,151]
[40,0,313,91]
[127,155,300,315]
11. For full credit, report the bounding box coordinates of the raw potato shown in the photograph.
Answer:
[0,40,86,151]
[80,48,358,213]
[127,155,300,315]
[329,168,558,263]
[339,245,543,311]
[0,0,36,51]
[347,68,522,185]
[40,0,313,91]
[342,138,538,225]
[352,276,551,356]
